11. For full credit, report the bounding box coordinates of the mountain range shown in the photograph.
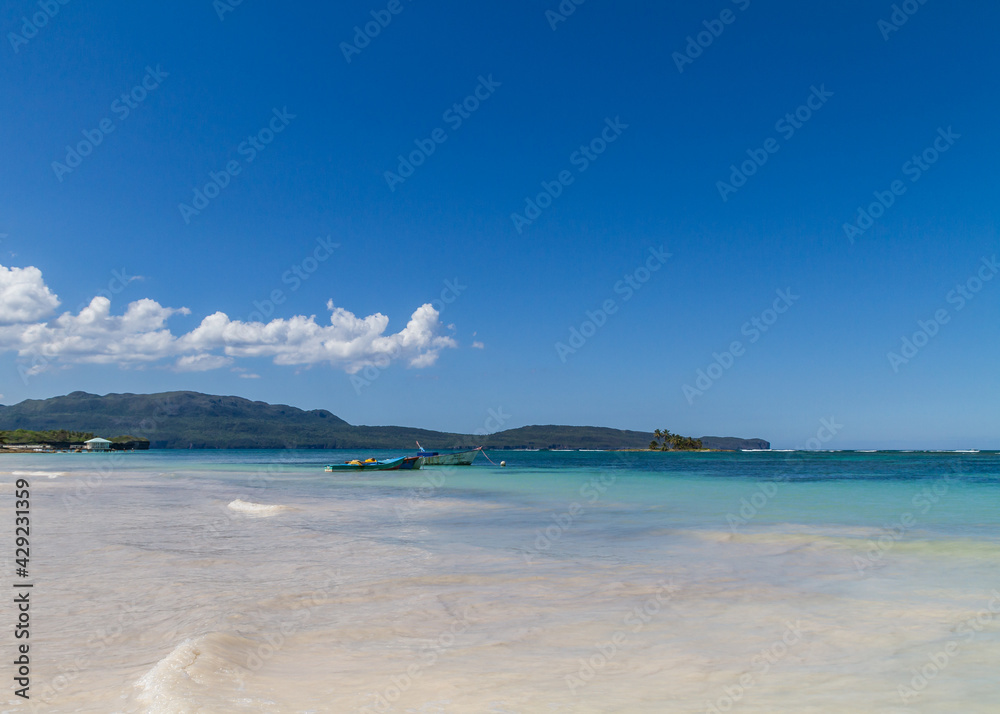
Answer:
[0,391,770,451]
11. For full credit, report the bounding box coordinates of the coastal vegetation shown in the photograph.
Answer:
[1,429,95,445]
[648,429,704,451]
[0,429,150,449]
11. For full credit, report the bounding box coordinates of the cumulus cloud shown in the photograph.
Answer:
[175,354,234,372]
[0,263,459,376]
[1,297,189,367]
[0,264,60,324]
[175,300,457,373]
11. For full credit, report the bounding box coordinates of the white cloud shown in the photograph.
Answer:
[0,296,189,368]
[0,264,460,376]
[173,300,458,373]
[175,354,234,372]
[471,341,485,349]
[0,264,60,324]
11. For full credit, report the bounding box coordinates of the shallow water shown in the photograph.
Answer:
[1,450,999,713]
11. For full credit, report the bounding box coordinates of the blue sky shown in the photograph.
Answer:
[1,0,997,448]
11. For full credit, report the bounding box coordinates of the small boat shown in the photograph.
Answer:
[397,456,424,470]
[324,456,419,472]
[415,443,482,466]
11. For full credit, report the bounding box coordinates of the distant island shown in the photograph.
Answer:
[0,391,770,451]
[649,429,703,451]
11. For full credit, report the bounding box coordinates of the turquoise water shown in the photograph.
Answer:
[2,450,999,712]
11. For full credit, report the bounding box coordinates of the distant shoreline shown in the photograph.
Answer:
[0,446,997,455]
[0,390,770,451]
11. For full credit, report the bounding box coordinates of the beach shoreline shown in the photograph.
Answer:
[3,450,998,712]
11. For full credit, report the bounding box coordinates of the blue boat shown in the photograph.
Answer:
[324,456,421,472]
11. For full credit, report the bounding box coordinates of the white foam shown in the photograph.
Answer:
[227,499,292,516]
[135,634,275,713]
[135,638,202,713]
[11,470,65,478]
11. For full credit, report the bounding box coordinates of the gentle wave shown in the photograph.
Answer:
[135,633,274,713]
[10,470,66,478]
[226,499,292,516]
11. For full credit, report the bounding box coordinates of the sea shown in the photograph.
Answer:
[2,449,999,713]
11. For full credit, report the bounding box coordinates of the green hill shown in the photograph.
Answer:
[479,425,654,451]
[0,391,769,451]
